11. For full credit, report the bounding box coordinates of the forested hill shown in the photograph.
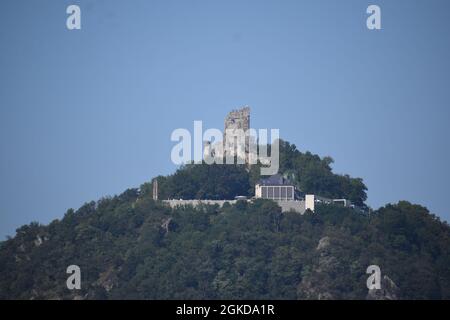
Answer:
[1,197,449,299]
[1,141,449,300]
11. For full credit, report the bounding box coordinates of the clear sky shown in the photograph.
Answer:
[1,0,449,238]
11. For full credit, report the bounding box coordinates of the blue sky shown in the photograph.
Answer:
[1,0,449,238]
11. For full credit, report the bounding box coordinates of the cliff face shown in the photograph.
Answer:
[1,193,449,300]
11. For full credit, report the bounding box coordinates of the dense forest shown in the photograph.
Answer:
[1,141,449,300]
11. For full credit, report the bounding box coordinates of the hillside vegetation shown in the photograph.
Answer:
[0,195,449,299]
[0,141,449,300]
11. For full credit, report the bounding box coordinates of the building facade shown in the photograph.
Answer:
[255,174,295,201]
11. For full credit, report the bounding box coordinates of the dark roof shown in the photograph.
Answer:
[257,174,294,186]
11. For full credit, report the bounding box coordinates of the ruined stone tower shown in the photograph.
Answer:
[203,106,254,165]
[152,178,158,201]
[224,106,250,139]
[223,106,251,164]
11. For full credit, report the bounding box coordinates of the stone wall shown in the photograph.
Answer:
[163,199,237,208]
[162,199,307,214]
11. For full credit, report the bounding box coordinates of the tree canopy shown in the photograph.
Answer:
[0,191,449,299]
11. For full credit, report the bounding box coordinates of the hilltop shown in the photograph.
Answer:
[0,141,449,299]
[149,140,367,206]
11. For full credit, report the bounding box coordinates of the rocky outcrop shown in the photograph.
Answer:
[95,266,119,293]
[224,106,250,134]
[297,236,340,300]
[366,275,400,300]
[161,217,173,235]
[316,236,330,251]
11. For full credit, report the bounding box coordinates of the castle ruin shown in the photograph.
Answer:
[223,106,251,164]
[223,106,250,141]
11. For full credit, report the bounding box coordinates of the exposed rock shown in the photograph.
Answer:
[297,251,340,300]
[34,235,43,247]
[316,236,331,251]
[366,275,400,300]
[317,292,335,300]
[223,106,251,163]
[224,106,250,135]
[161,217,173,235]
[315,255,338,273]
[298,277,336,300]
[96,266,119,293]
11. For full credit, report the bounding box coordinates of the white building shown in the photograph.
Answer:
[255,174,295,201]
